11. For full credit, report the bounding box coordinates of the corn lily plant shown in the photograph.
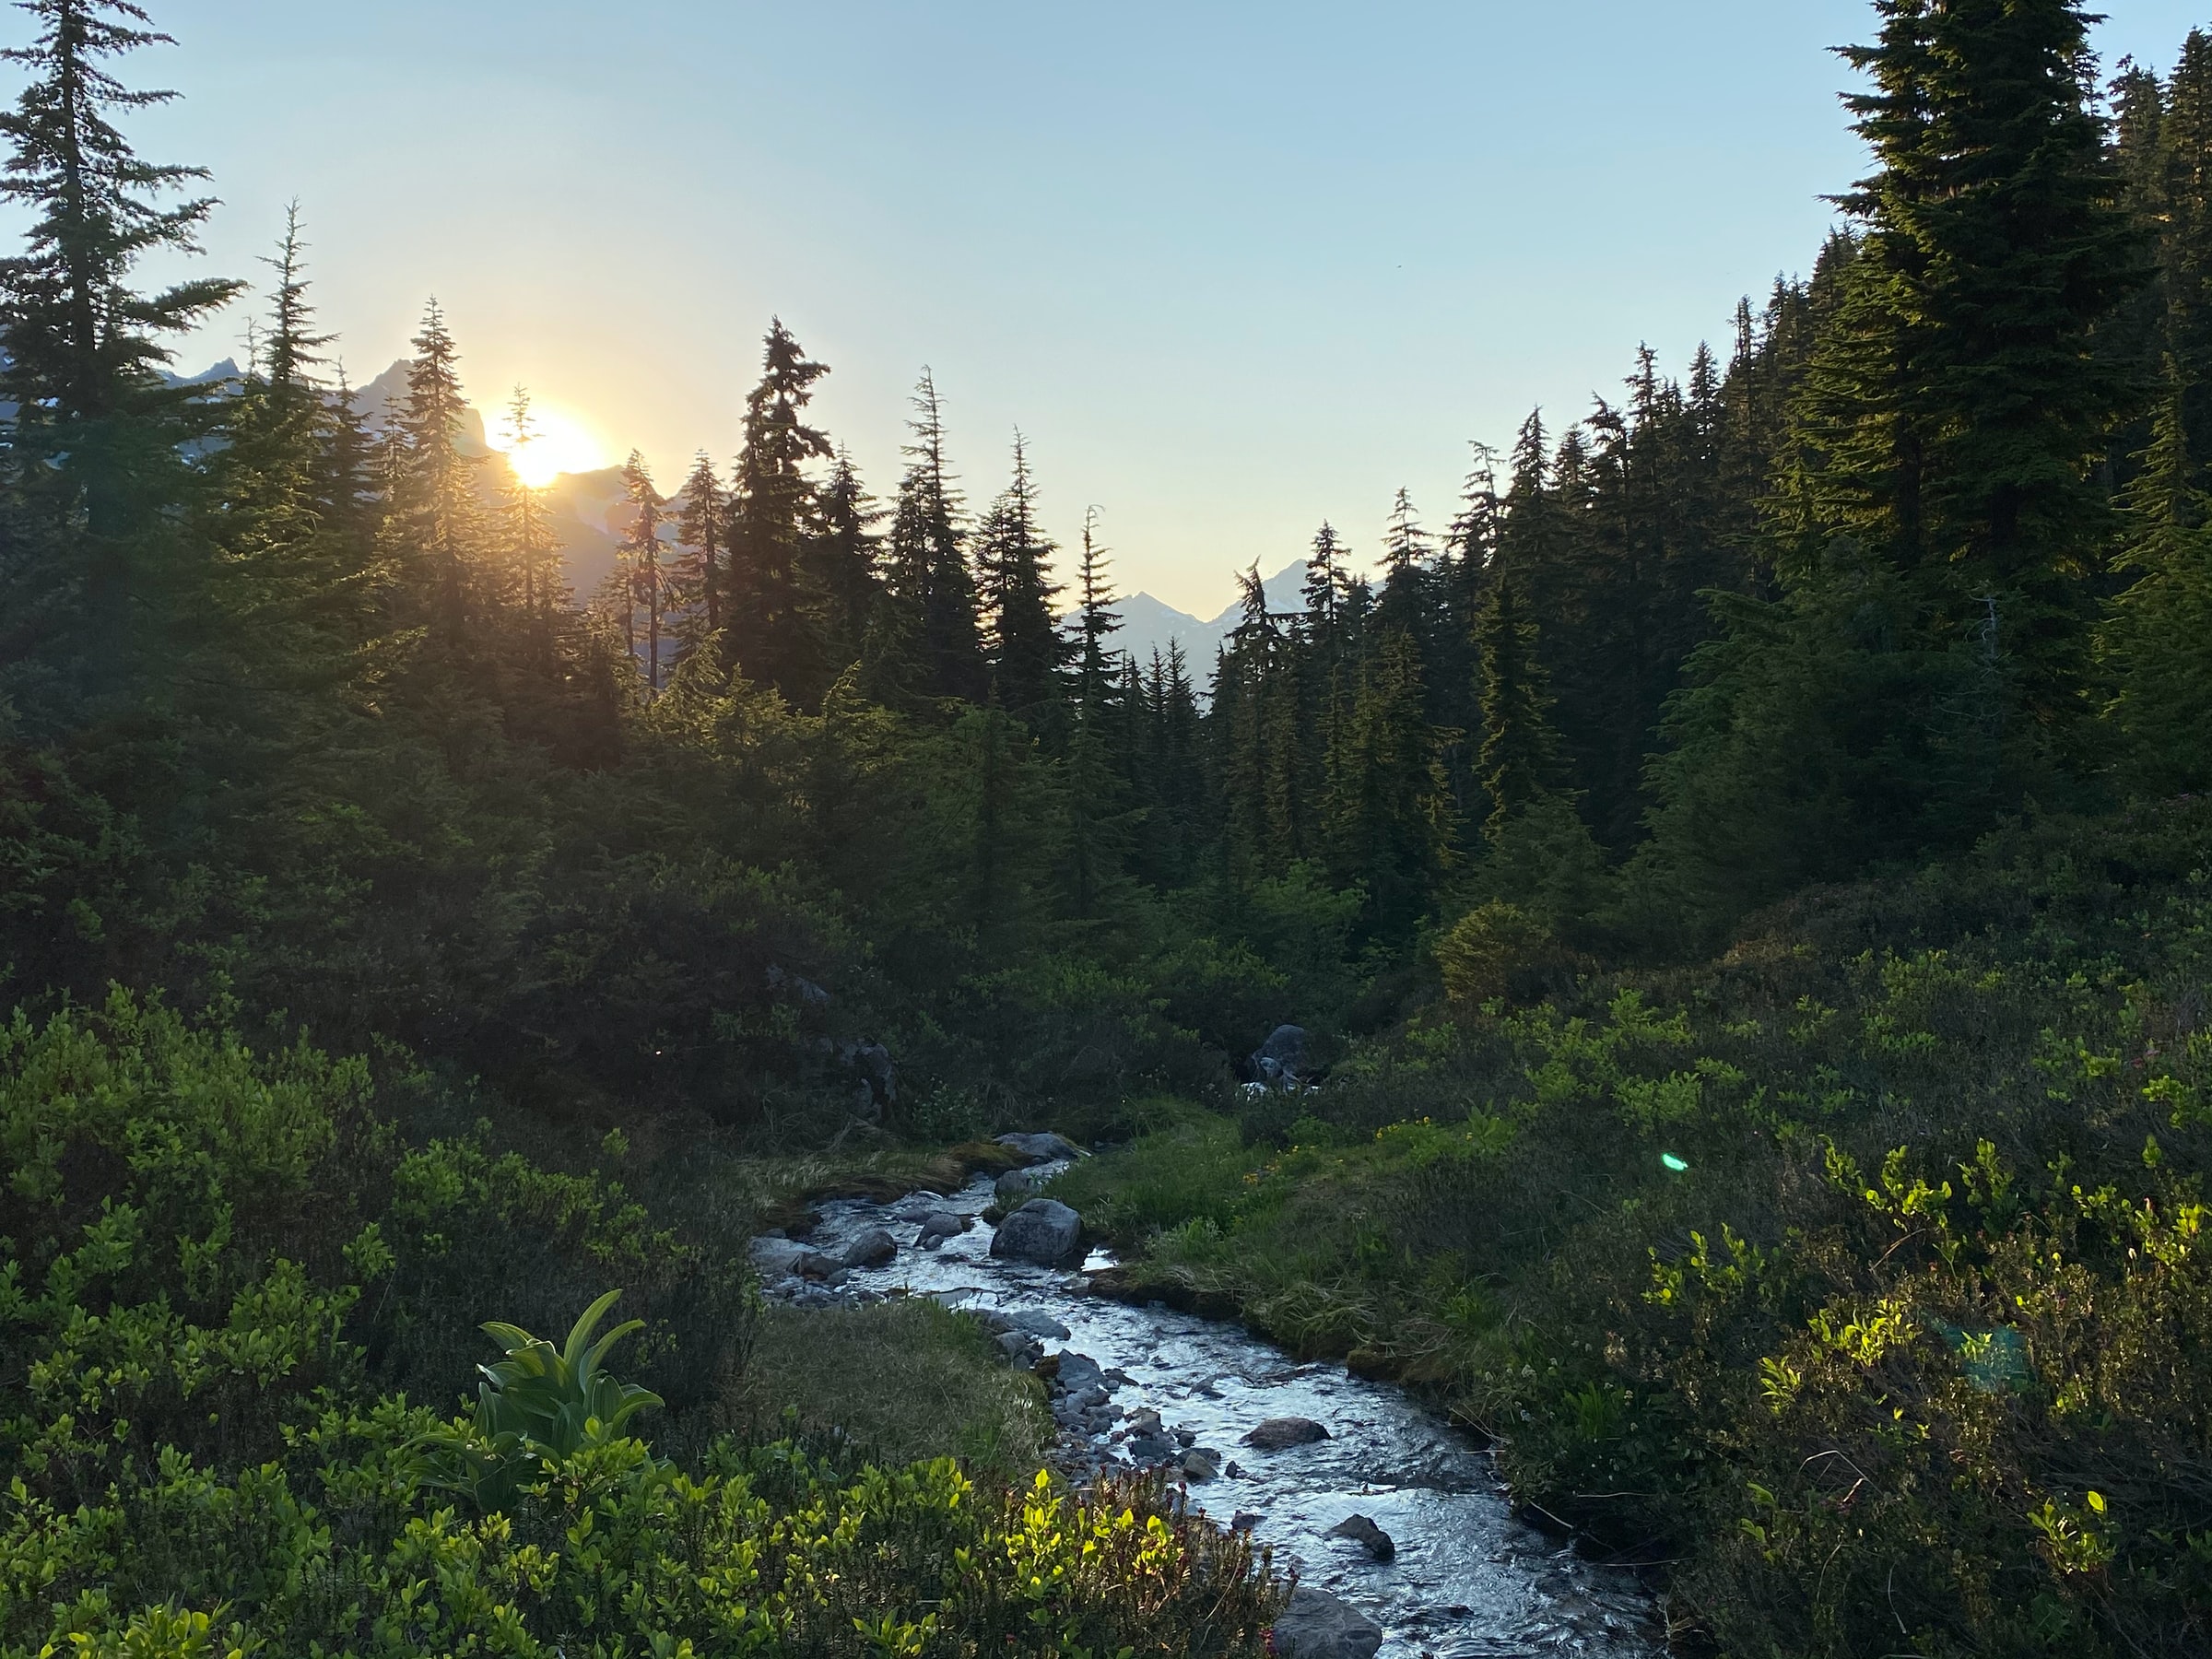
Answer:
[420,1288,666,1510]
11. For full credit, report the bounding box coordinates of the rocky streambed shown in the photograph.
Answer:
[752,1135,1665,1659]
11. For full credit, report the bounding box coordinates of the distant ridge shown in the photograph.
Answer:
[1093,561,1306,680]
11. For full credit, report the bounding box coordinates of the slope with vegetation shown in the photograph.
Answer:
[2,0,2210,1655]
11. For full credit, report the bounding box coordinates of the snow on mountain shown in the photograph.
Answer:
[1095,560,1306,681]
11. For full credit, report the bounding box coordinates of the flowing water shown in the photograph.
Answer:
[771,1165,1666,1659]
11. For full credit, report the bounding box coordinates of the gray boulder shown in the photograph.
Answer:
[990,1198,1084,1266]
[1002,1309,1072,1341]
[1249,1024,1311,1088]
[1325,1514,1396,1561]
[995,1166,1052,1202]
[1241,1416,1331,1451]
[914,1210,969,1250]
[1270,1586,1383,1659]
[1053,1351,1106,1394]
[748,1236,813,1277]
[995,1131,1087,1165]
[837,1229,899,1271]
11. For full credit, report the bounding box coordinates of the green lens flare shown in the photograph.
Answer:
[1662,1153,1689,1173]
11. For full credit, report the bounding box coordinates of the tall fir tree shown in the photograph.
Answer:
[0,0,239,696]
[1327,628,1453,937]
[620,451,665,695]
[803,445,882,694]
[726,320,832,700]
[1786,0,2142,723]
[976,431,1067,725]
[674,451,724,648]
[1475,575,1559,833]
[499,387,560,640]
[1072,506,1121,713]
[393,300,482,646]
[2105,371,2212,792]
[865,370,983,708]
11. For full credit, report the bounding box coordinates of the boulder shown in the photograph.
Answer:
[1182,1448,1221,1481]
[1269,1586,1383,1659]
[1326,1514,1396,1561]
[748,1237,813,1277]
[915,1211,969,1250]
[995,1166,1052,1202]
[1002,1309,1072,1341]
[1241,1416,1330,1451]
[1249,1024,1311,1088]
[1053,1351,1106,1394]
[990,1198,1084,1266]
[837,1229,898,1270]
[994,1131,1087,1165]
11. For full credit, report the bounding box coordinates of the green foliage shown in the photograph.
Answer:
[1080,804,2212,1656]
[0,994,1278,1659]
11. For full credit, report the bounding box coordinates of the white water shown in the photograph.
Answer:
[773,1167,1666,1659]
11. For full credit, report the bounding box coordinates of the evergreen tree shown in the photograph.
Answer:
[803,445,882,692]
[1072,506,1121,712]
[2105,372,2212,792]
[393,300,482,642]
[726,320,831,700]
[975,431,1067,723]
[1135,642,1205,888]
[0,0,238,435]
[620,451,665,694]
[867,369,982,708]
[500,387,560,635]
[0,0,239,694]
[1476,575,1558,833]
[1787,0,2141,721]
[674,451,724,645]
[1327,628,1453,936]
[1374,488,1434,638]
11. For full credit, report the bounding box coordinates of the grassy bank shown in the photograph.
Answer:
[1051,802,2212,1659]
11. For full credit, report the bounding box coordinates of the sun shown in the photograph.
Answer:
[487,400,609,488]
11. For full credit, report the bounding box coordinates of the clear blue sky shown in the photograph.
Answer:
[93,3,2212,612]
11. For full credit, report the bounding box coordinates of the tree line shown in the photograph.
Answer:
[2,0,2209,1123]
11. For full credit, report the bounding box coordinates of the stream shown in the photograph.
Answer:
[759,1156,1666,1659]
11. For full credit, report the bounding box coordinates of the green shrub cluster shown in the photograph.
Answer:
[0,995,1279,1659]
[1060,802,2212,1658]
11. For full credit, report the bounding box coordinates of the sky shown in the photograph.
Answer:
[41,0,2212,616]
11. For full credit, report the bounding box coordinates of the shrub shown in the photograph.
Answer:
[1434,900,1563,1009]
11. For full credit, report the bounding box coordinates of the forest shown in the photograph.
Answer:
[3,0,2211,1655]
